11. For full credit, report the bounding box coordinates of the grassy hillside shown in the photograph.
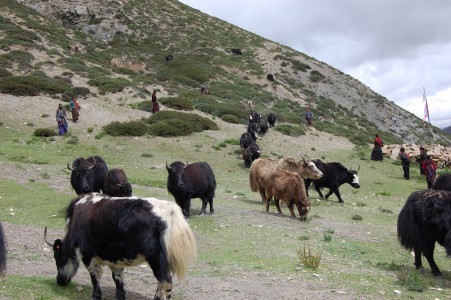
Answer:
[0,0,449,145]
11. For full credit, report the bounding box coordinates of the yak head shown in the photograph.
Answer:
[299,198,312,221]
[349,166,361,189]
[67,157,97,194]
[166,161,186,190]
[302,156,323,180]
[44,227,79,286]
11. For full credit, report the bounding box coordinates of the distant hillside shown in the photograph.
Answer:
[443,126,451,135]
[1,0,450,145]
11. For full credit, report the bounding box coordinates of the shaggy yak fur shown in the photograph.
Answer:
[397,190,451,276]
[264,169,311,220]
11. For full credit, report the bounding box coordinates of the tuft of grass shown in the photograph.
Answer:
[298,243,322,270]
[352,214,363,221]
[323,232,333,242]
[397,269,426,292]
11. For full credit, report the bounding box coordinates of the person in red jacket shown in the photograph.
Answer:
[421,156,436,189]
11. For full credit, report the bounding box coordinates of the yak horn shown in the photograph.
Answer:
[67,162,73,171]
[44,227,53,247]
[88,157,97,170]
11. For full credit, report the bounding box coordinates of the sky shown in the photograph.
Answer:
[179,0,451,129]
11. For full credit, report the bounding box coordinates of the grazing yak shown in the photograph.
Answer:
[231,48,242,55]
[397,190,451,276]
[165,54,174,61]
[434,173,451,191]
[103,168,132,197]
[249,157,323,203]
[267,74,274,81]
[166,161,216,218]
[242,142,261,168]
[264,170,311,220]
[240,132,256,149]
[0,223,6,276]
[304,159,360,203]
[67,156,108,195]
[44,194,196,300]
[267,113,277,127]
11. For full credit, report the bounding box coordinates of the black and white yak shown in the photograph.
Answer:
[44,193,197,300]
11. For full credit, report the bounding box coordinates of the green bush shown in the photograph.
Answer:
[221,114,239,124]
[275,124,306,136]
[309,70,326,83]
[148,119,194,137]
[144,111,218,132]
[34,128,57,137]
[159,97,194,110]
[88,76,131,93]
[103,121,149,136]
[0,72,71,96]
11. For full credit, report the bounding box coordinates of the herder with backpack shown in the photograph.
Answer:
[421,156,436,189]
[398,147,410,180]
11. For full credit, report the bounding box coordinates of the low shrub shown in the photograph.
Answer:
[275,124,306,136]
[87,76,131,93]
[34,128,57,137]
[221,114,239,124]
[103,120,149,136]
[159,96,194,110]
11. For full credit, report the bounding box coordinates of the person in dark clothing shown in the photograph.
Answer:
[421,156,436,189]
[398,147,410,180]
[151,90,159,114]
[416,146,427,175]
[304,108,313,126]
[371,134,384,161]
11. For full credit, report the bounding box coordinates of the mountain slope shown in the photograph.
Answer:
[2,0,450,145]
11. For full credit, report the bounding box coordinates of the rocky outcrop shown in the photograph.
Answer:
[18,0,128,42]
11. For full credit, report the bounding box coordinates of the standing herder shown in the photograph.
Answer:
[421,156,436,189]
[304,108,313,126]
[416,146,427,175]
[398,147,410,180]
[69,97,79,123]
[151,90,159,114]
[56,104,68,135]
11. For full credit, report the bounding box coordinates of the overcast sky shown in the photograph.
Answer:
[179,0,451,129]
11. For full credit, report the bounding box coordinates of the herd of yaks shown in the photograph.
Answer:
[1,117,451,299]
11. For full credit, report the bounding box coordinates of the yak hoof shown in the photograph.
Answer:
[338,200,344,203]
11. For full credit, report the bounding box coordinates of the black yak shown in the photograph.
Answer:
[397,190,451,276]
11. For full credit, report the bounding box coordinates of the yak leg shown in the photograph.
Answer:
[304,179,311,197]
[264,193,272,213]
[207,196,214,215]
[199,197,208,216]
[413,245,423,271]
[314,183,324,199]
[178,197,191,218]
[421,241,442,276]
[85,258,103,300]
[148,251,173,300]
[110,267,126,300]
[274,199,283,214]
[326,186,344,203]
[287,202,296,218]
[259,186,266,203]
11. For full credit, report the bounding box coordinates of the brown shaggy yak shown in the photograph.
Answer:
[264,170,311,220]
[249,157,323,203]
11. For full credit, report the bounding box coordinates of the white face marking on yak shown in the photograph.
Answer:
[307,161,323,179]
[351,173,360,188]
